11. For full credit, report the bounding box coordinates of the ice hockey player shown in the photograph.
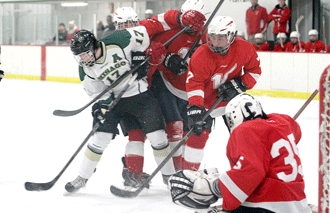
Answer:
[64,28,174,193]
[305,29,325,53]
[169,93,312,213]
[286,31,305,52]
[184,16,261,171]
[252,33,270,51]
[272,33,288,52]
[116,4,206,186]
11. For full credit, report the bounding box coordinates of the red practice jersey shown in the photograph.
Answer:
[219,113,311,212]
[268,4,291,34]
[252,42,270,51]
[148,27,207,100]
[285,41,305,52]
[140,10,182,38]
[186,38,261,117]
[245,5,268,35]
[273,43,290,52]
[305,40,326,53]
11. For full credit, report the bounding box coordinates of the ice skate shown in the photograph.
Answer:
[64,176,88,193]
[162,174,171,186]
[121,157,150,190]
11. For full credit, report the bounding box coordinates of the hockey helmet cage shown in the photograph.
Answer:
[224,93,267,133]
[114,7,139,30]
[207,16,237,55]
[70,30,98,67]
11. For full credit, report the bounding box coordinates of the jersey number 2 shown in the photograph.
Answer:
[270,133,304,182]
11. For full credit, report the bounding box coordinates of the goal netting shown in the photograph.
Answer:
[319,65,330,213]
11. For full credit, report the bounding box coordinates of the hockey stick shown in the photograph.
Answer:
[110,96,224,198]
[25,73,139,191]
[295,15,304,52]
[293,89,318,120]
[182,0,225,62]
[52,26,190,117]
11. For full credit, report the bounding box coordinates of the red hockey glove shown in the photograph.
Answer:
[145,42,167,65]
[180,10,206,32]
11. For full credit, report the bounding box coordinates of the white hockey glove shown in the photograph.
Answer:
[169,170,222,211]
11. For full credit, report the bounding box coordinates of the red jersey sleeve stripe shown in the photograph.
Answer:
[219,172,248,203]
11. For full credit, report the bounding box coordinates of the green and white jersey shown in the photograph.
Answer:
[79,26,150,100]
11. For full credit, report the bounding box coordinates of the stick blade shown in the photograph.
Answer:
[53,109,81,117]
[25,181,53,191]
[110,185,139,198]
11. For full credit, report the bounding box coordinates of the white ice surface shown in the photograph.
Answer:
[0,79,319,213]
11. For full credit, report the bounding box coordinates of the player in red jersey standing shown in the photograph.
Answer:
[169,93,312,213]
[245,0,268,44]
[286,31,305,52]
[252,33,270,51]
[268,0,291,42]
[184,16,261,171]
[305,29,326,53]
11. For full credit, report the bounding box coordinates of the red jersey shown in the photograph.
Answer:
[186,38,261,117]
[327,45,330,53]
[147,28,207,100]
[272,42,290,52]
[140,10,181,37]
[285,41,305,52]
[219,113,311,212]
[305,40,326,53]
[268,4,291,34]
[245,5,268,35]
[252,42,270,51]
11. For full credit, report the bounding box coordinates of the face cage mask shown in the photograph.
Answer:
[74,50,96,67]
[116,20,139,30]
[207,33,236,56]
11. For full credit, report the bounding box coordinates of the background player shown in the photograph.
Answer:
[184,16,261,171]
[169,93,312,213]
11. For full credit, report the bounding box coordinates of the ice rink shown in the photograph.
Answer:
[0,79,320,213]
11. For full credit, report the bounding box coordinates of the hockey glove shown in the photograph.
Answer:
[91,94,114,125]
[163,53,188,75]
[132,51,149,80]
[145,42,167,65]
[187,105,205,136]
[180,10,206,32]
[0,70,4,81]
[169,170,221,210]
[217,78,248,102]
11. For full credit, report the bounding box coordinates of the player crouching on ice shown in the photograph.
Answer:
[169,94,312,213]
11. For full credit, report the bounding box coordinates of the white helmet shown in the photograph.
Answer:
[290,31,300,38]
[114,7,139,30]
[145,9,153,15]
[308,29,318,36]
[224,93,267,133]
[277,33,287,39]
[207,16,237,55]
[181,0,205,14]
[255,33,263,39]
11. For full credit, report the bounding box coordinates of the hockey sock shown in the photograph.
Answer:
[166,121,183,171]
[125,129,146,173]
[182,129,210,170]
